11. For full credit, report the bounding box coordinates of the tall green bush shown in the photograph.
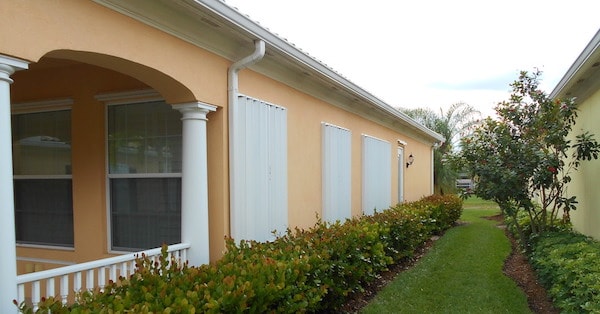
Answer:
[18,195,463,313]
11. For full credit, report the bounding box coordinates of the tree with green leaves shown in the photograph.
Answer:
[458,70,600,242]
[401,103,480,194]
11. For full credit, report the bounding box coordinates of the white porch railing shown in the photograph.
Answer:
[15,243,190,311]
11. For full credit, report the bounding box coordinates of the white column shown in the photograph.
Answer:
[431,145,436,195]
[172,102,216,266]
[0,55,28,313]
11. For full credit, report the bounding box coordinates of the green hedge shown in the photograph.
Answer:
[19,195,463,313]
[529,231,600,313]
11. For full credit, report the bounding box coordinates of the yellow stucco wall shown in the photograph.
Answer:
[568,89,600,240]
[3,0,232,267]
[3,0,436,270]
[239,71,434,230]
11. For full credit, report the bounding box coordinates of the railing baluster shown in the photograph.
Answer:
[60,275,69,305]
[174,250,181,265]
[31,281,40,312]
[86,269,95,292]
[74,271,82,295]
[120,261,127,279]
[110,264,117,283]
[98,267,106,292]
[46,277,55,300]
[129,260,136,276]
[17,284,24,307]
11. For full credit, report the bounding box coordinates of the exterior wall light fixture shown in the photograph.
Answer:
[406,153,414,168]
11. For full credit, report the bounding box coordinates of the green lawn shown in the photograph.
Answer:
[361,198,531,313]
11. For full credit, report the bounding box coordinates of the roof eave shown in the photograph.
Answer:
[93,0,444,144]
[551,29,600,100]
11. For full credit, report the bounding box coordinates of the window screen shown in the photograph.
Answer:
[12,110,74,247]
[108,101,182,251]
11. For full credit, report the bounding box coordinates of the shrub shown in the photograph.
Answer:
[20,194,463,313]
[529,231,600,313]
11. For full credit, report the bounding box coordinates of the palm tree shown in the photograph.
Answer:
[400,103,480,194]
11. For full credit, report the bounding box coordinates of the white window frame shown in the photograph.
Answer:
[98,90,183,253]
[12,98,75,250]
[397,145,405,203]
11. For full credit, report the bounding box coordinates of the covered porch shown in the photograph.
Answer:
[0,53,216,312]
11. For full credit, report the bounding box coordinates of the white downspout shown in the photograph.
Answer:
[228,40,265,237]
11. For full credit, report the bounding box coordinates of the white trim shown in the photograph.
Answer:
[17,256,75,266]
[551,29,600,99]
[95,89,162,106]
[13,174,72,180]
[0,54,28,314]
[99,92,181,253]
[431,146,435,194]
[0,55,29,70]
[16,243,75,251]
[11,98,73,114]
[92,0,444,144]
[172,101,218,117]
[107,173,181,179]
[173,102,215,265]
[238,93,286,110]
[397,146,405,203]
[321,122,350,132]
[12,109,74,248]
[361,133,390,143]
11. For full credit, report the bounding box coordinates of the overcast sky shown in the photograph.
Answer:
[224,0,600,117]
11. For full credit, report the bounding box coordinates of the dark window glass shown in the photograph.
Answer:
[110,178,181,251]
[14,179,74,246]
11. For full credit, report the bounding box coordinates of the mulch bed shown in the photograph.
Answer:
[338,217,559,313]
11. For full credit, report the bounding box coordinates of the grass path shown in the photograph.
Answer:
[361,199,531,313]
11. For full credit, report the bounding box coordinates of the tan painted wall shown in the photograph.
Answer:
[0,0,228,105]
[3,0,232,266]
[239,71,434,230]
[4,0,435,269]
[567,89,600,240]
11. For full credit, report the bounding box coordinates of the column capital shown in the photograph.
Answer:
[0,55,29,84]
[172,102,217,120]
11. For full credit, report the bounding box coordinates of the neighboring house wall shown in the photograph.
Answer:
[551,29,600,240]
[566,89,600,239]
[1,0,441,276]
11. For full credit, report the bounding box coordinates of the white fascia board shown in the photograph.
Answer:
[551,29,600,99]
[93,0,443,144]
[199,1,444,143]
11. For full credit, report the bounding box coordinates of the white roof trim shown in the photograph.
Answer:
[92,0,444,143]
[551,29,600,99]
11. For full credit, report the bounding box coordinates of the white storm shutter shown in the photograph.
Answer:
[322,123,351,222]
[362,135,391,215]
[231,95,288,242]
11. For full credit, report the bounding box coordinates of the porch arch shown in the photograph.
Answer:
[2,49,213,311]
[44,49,196,105]
[33,50,214,266]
